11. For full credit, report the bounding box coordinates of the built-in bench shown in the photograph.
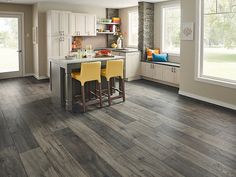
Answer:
[141,61,180,87]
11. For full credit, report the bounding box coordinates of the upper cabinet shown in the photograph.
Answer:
[86,14,96,36]
[47,10,71,36]
[71,13,96,36]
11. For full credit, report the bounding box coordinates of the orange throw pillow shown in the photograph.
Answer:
[146,48,160,60]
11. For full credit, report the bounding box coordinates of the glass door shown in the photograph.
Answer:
[0,13,23,79]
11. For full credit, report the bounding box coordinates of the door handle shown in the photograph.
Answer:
[17,50,22,53]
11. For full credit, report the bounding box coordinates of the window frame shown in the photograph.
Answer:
[128,10,138,48]
[161,3,181,56]
[195,0,236,89]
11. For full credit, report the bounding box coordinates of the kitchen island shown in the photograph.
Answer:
[50,56,125,111]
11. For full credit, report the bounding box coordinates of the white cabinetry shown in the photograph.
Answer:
[47,10,71,36]
[162,65,180,85]
[113,51,141,81]
[47,36,71,57]
[71,13,96,36]
[141,62,180,86]
[86,14,97,36]
[141,62,154,78]
[47,10,72,77]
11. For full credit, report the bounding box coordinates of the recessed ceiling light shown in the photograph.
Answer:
[6,0,13,2]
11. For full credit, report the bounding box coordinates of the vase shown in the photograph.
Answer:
[117,37,123,49]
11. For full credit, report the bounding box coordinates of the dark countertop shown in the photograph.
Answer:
[95,48,139,53]
[142,60,180,67]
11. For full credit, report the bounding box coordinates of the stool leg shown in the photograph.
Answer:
[119,77,122,96]
[81,85,86,113]
[88,82,91,100]
[122,78,125,102]
[110,78,114,95]
[98,82,102,108]
[107,80,111,106]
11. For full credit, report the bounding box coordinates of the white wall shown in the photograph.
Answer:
[119,6,138,48]
[35,2,107,77]
[32,3,39,77]
[154,0,180,63]
[0,3,34,75]
[180,0,236,109]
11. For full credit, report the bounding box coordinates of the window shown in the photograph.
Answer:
[128,11,138,47]
[196,0,236,86]
[162,4,181,54]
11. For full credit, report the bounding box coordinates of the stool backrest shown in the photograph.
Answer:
[80,62,101,85]
[106,59,124,80]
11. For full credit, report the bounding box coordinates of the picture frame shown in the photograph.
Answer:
[181,22,194,40]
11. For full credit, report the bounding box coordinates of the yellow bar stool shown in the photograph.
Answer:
[101,59,125,106]
[71,62,102,112]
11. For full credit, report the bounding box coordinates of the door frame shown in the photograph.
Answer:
[0,11,25,79]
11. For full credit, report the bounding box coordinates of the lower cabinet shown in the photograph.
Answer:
[47,36,71,76]
[141,62,180,86]
[113,51,141,81]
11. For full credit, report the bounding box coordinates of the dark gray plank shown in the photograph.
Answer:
[0,146,28,177]
[20,147,60,177]
[0,110,8,130]
[0,128,14,151]
[157,123,236,170]
[79,113,135,152]
[164,153,217,177]
[103,107,136,124]
[2,105,39,153]
[128,96,221,136]
[118,146,184,177]
[54,127,122,177]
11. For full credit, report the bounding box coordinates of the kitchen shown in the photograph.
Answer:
[45,7,141,111]
[1,1,236,177]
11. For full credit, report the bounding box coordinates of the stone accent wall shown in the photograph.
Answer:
[106,8,119,47]
[138,2,154,60]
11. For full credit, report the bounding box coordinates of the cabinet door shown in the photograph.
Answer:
[162,65,175,83]
[125,52,140,79]
[59,36,71,57]
[141,62,153,78]
[50,11,60,36]
[59,11,70,36]
[173,67,180,85]
[75,13,86,36]
[153,64,163,81]
[50,36,60,57]
[70,13,76,36]
[86,14,96,36]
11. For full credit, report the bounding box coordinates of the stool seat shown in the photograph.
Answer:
[101,60,124,81]
[71,72,81,80]
[101,69,106,76]
[101,59,125,106]
[71,62,102,112]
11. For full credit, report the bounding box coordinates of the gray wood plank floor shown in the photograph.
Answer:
[0,77,236,177]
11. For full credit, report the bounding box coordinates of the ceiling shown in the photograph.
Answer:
[0,0,168,8]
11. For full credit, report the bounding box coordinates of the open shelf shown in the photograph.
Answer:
[97,22,120,25]
[97,32,115,35]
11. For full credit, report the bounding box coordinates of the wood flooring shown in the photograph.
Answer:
[0,77,236,177]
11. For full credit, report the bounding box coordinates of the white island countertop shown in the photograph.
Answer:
[50,55,125,66]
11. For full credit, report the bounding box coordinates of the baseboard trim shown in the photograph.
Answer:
[179,90,236,110]
[126,75,141,82]
[24,73,34,77]
[33,74,49,80]
[142,76,179,88]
